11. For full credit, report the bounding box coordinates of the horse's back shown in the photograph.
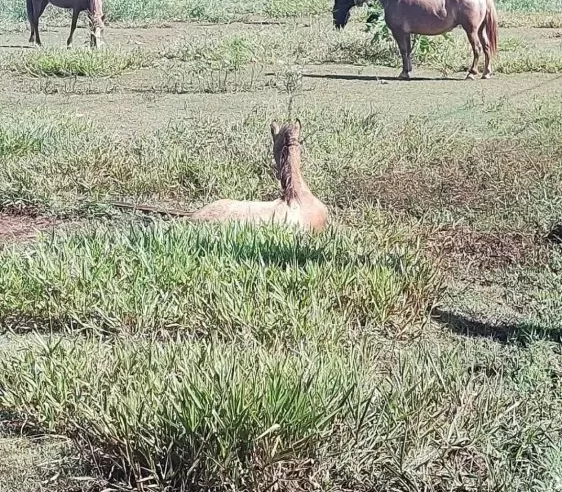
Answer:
[385,0,486,34]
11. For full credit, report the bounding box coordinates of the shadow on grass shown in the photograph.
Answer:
[301,73,463,82]
[0,45,36,49]
[433,307,562,344]
[546,224,562,244]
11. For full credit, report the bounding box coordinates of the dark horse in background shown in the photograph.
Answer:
[332,0,498,79]
[27,0,105,48]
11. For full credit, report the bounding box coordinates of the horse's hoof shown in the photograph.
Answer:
[465,73,477,80]
[398,72,411,80]
[482,72,492,79]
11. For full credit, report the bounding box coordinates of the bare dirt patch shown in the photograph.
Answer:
[0,213,66,244]
[426,226,546,270]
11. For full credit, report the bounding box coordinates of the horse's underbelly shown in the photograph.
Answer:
[50,0,89,10]
[404,18,457,34]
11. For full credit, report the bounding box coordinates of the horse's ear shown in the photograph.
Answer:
[295,118,302,133]
[270,121,280,137]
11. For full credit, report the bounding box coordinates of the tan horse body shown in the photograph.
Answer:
[27,0,105,48]
[191,121,329,232]
[333,0,498,79]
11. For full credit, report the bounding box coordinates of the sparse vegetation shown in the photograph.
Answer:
[3,47,151,77]
[1,0,562,490]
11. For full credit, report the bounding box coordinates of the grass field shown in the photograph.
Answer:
[0,0,561,490]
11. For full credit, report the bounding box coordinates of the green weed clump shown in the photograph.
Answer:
[4,48,150,77]
[0,221,439,339]
[0,338,364,490]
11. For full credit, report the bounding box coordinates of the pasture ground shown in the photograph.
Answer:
[0,1,562,490]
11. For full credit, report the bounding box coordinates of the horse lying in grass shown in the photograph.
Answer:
[191,120,329,232]
[332,0,498,80]
[111,120,329,233]
[27,0,105,48]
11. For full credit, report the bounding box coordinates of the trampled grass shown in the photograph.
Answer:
[0,221,439,338]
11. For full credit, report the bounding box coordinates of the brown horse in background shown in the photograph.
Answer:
[27,0,105,48]
[333,0,498,79]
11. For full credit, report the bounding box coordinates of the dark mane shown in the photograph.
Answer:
[276,127,300,202]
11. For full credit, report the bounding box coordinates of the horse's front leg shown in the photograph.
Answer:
[391,29,412,79]
[30,0,48,46]
[27,0,35,43]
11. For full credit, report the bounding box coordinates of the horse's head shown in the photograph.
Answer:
[332,0,370,29]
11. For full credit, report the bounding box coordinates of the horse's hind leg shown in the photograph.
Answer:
[463,25,482,79]
[67,8,80,48]
[391,29,412,80]
[479,23,492,78]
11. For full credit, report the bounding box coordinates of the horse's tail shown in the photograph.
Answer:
[485,0,498,55]
[26,0,34,21]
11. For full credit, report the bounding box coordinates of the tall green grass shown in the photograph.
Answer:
[1,336,561,491]
[1,0,561,24]
[0,0,331,23]
[2,23,560,81]
[497,0,562,12]
[0,338,367,490]
[0,221,439,338]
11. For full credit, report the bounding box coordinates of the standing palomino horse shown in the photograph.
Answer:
[27,0,105,48]
[332,0,498,79]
